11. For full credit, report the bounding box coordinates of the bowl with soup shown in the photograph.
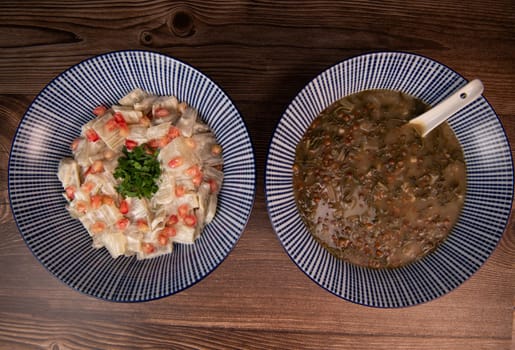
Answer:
[265,52,513,307]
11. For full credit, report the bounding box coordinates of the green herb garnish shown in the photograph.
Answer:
[114,145,161,199]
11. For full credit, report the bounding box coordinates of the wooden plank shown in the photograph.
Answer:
[0,312,511,350]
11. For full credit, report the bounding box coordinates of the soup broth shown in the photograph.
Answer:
[293,90,466,268]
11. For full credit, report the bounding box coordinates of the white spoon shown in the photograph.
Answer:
[409,79,484,137]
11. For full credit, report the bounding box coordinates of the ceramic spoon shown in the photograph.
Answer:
[409,79,484,137]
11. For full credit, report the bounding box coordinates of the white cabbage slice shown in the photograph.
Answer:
[204,194,218,224]
[84,172,119,197]
[119,88,148,106]
[151,173,175,207]
[126,229,144,253]
[150,208,168,233]
[152,96,180,124]
[158,136,199,169]
[101,158,119,174]
[58,158,81,190]
[203,166,224,190]
[72,135,106,168]
[126,197,152,222]
[96,231,128,259]
[172,223,196,244]
[196,182,218,224]
[134,96,158,114]
[192,133,223,166]
[146,122,171,140]
[90,113,125,151]
[80,204,122,233]
[193,121,211,134]
[111,105,143,124]
[175,107,197,137]
[127,125,148,144]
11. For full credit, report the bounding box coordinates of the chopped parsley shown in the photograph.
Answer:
[114,145,161,199]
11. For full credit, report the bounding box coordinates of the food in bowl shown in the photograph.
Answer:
[58,88,223,260]
[292,89,466,268]
[267,51,512,307]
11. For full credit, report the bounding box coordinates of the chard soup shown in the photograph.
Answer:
[293,90,466,269]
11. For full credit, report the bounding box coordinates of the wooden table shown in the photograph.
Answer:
[0,1,513,349]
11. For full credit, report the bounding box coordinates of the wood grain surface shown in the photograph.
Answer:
[0,1,514,349]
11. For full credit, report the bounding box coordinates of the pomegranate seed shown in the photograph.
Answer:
[168,157,184,168]
[175,185,185,197]
[93,105,108,117]
[81,181,95,193]
[148,139,160,149]
[208,179,218,193]
[125,139,138,150]
[157,136,171,148]
[183,214,197,227]
[154,107,170,118]
[178,204,189,218]
[91,221,106,234]
[158,232,169,246]
[119,200,129,214]
[90,195,103,209]
[167,214,179,226]
[185,165,201,177]
[113,112,125,123]
[91,160,104,174]
[105,118,119,132]
[192,174,202,187]
[75,200,88,214]
[102,195,114,205]
[85,129,99,142]
[116,217,130,230]
[167,126,180,139]
[142,242,155,254]
[136,219,149,232]
[65,186,76,200]
[163,226,177,237]
[211,144,222,156]
[184,137,196,149]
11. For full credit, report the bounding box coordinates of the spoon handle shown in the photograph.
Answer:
[410,79,484,137]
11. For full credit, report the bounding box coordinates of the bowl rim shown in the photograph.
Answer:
[8,49,257,302]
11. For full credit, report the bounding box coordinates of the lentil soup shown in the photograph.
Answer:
[292,90,466,269]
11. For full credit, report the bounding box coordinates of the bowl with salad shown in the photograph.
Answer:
[9,50,255,302]
[265,51,513,307]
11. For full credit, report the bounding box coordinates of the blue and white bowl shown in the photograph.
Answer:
[265,51,514,307]
[9,50,255,302]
